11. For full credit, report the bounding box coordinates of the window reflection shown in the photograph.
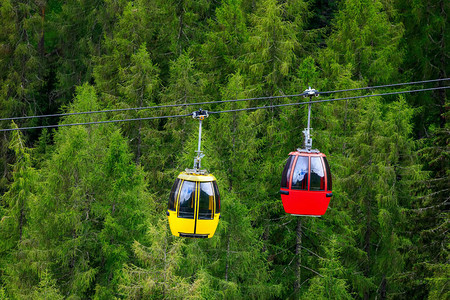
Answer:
[213,181,220,213]
[178,181,196,219]
[199,182,214,220]
[324,157,332,191]
[168,178,181,211]
[281,156,293,188]
[310,157,325,191]
[291,156,309,190]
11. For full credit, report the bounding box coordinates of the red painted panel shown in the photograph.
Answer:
[281,189,330,216]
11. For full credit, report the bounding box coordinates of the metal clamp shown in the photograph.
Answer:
[192,109,209,120]
[303,87,319,98]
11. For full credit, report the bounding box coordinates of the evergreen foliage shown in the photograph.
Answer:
[0,0,448,298]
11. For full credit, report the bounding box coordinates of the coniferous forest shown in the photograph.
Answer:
[0,0,448,299]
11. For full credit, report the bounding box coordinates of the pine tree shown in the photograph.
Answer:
[337,97,422,298]
[200,0,249,88]
[0,123,38,298]
[0,123,37,252]
[93,0,160,98]
[405,106,449,298]
[117,44,160,163]
[144,53,207,204]
[396,0,448,132]
[51,0,105,98]
[0,0,48,192]
[4,84,151,298]
[245,0,298,94]
[301,236,352,299]
[320,0,404,85]
[119,218,209,299]
[31,270,64,300]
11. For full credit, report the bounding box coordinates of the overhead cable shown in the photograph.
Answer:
[318,78,450,95]
[0,93,305,122]
[1,78,448,122]
[1,86,448,132]
[210,86,450,114]
[1,113,192,132]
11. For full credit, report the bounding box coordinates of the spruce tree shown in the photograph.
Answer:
[337,97,423,298]
[0,124,37,251]
[320,0,404,85]
[4,84,151,298]
[301,236,352,299]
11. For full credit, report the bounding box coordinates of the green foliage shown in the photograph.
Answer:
[31,270,64,300]
[426,260,450,300]
[119,218,206,299]
[245,0,299,93]
[0,1,447,298]
[0,123,37,253]
[320,0,404,84]
[301,236,352,299]
[1,85,151,298]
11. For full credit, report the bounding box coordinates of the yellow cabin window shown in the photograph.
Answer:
[198,182,214,220]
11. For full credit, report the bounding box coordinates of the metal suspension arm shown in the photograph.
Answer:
[192,109,209,171]
[302,87,319,151]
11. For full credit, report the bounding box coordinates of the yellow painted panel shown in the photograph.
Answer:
[177,172,217,182]
[167,210,195,237]
[196,214,220,237]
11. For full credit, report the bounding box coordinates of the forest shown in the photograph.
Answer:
[0,0,448,299]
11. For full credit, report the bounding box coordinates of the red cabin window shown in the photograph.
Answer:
[281,156,294,189]
[291,156,309,190]
[310,157,325,191]
[323,157,332,191]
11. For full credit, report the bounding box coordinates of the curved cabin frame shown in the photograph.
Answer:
[167,172,221,238]
[280,151,332,216]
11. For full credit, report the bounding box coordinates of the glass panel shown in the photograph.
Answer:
[199,182,214,220]
[168,178,181,211]
[291,156,309,190]
[310,157,325,191]
[178,181,196,219]
[213,181,220,213]
[323,157,332,191]
[280,156,294,188]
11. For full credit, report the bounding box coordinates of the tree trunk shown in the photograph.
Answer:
[363,202,371,300]
[18,205,24,241]
[177,0,185,55]
[438,0,447,128]
[38,5,45,57]
[225,234,230,281]
[380,274,387,299]
[294,218,302,292]
[342,100,348,154]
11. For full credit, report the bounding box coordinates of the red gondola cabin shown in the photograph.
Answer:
[280,150,332,216]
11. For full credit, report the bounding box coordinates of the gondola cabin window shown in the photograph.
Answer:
[178,181,196,219]
[213,181,220,213]
[324,157,332,191]
[199,182,214,220]
[281,156,294,189]
[169,178,181,211]
[310,157,325,191]
[291,156,309,190]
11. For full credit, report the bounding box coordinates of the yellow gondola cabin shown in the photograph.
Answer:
[167,171,221,238]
